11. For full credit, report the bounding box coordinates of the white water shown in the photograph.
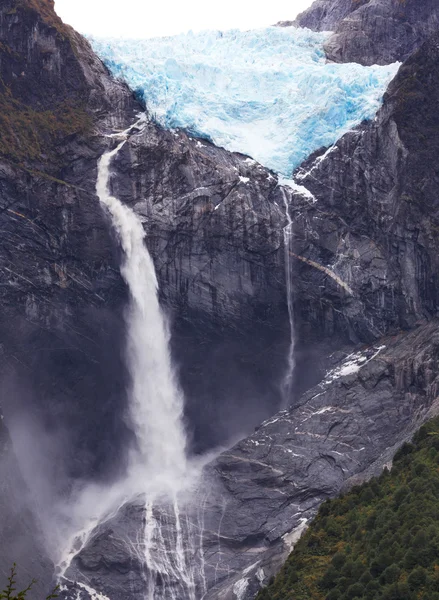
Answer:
[96,123,188,485]
[280,188,295,407]
[57,119,203,599]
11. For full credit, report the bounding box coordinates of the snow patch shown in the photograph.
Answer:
[295,143,339,181]
[75,582,111,600]
[233,577,249,600]
[278,177,317,203]
[324,346,386,383]
[314,406,333,415]
[282,518,308,552]
[256,567,265,584]
[243,561,260,575]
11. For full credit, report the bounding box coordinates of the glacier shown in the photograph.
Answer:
[89,26,400,177]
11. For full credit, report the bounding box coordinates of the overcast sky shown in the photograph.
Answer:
[54,0,315,38]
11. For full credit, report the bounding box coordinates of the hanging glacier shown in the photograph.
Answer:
[89,26,400,176]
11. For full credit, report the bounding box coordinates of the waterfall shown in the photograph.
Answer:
[280,187,295,407]
[96,126,187,484]
[93,119,201,599]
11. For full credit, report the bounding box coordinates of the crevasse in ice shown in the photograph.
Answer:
[89,27,400,176]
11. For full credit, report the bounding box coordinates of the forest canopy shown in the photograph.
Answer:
[257,415,439,600]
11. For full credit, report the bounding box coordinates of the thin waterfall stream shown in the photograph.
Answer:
[280,188,295,407]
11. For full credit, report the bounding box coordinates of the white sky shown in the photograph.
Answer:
[54,0,315,38]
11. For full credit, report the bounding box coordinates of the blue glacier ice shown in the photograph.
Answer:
[89,27,400,177]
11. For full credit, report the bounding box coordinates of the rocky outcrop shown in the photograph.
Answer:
[63,320,439,600]
[0,0,288,485]
[0,0,140,491]
[292,0,368,31]
[289,31,439,350]
[0,1,140,592]
[206,319,439,598]
[111,128,289,448]
[294,0,439,66]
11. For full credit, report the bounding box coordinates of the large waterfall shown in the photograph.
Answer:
[96,122,201,599]
[96,124,188,485]
[57,120,206,599]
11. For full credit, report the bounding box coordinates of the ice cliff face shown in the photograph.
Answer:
[89,27,399,176]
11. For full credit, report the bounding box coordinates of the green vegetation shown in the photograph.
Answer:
[17,0,68,36]
[257,416,439,600]
[0,0,92,164]
[0,565,58,599]
[0,80,91,164]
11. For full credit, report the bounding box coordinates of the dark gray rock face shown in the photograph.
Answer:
[292,0,369,31]
[0,1,140,593]
[290,32,439,349]
[111,129,288,448]
[0,0,288,592]
[204,320,439,598]
[0,0,140,483]
[0,0,288,479]
[295,0,439,66]
[63,320,439,600]
[2,1,439,600]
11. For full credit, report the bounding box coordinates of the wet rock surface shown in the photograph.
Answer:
[203,320,439,598]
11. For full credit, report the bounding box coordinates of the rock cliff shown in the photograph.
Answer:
[290,31,439,346]
[291,0,368,31]
[63,320,439,600]
[0,1,288,591]
[0,0,288,486]
[1,0,439,599]
[61,29,439,600]
[295,0,439,66]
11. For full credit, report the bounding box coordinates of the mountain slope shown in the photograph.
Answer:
[0,1,288,592]
[293,0,369,31]
[0,1,439,599]
[257,415,439,600]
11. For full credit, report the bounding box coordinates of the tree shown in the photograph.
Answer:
[0,565,58,600]
[345,582,365,599]
[380,563,401,585]
[407,566,427,589]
